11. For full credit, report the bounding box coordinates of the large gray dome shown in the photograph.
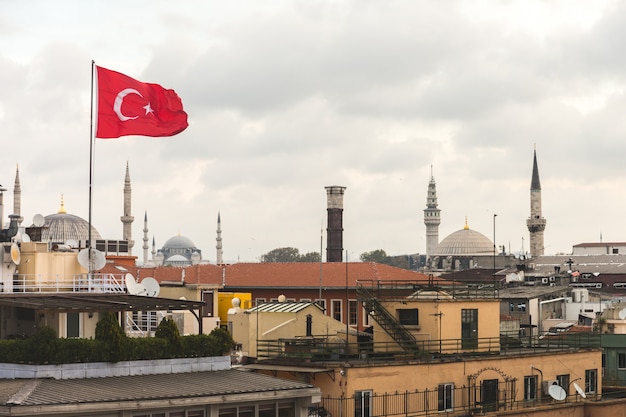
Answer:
[163,234,196,249]
[433,224,493,256]
[42,205,102,243]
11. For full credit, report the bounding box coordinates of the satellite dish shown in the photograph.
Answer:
[125,273,140,295]
[22,234,30,243]
[548,384,566,401]
[573,382,586,398]
[32,214,45,227]
[77,248,107,271]
[141,277,160,297]
[10,243,20,265]
[619,308,626,320]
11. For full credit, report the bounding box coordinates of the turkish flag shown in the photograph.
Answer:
[96,66,188,138]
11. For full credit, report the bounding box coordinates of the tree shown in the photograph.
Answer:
[360,249,389,263]
[261,247,321,263]
[360,249,411,270]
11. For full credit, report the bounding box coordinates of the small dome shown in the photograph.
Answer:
[163,234,196,249]
[433,224,493,256]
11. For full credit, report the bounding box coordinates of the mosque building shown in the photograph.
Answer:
[424,150,544,272]
[8,163,209,267]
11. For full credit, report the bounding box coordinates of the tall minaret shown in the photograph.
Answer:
[216,212,223,265]
[526,148,546,257]
[13,165,22,225]
[151,236,156,260]
[142,211,149,265]
[121,162,134,254]
[423,166,441,258]
[325,186,346,262]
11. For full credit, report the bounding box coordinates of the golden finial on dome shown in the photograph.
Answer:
[58,194,67,214]
[464,216,469,230]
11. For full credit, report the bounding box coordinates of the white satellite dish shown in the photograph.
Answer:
[10,243,20,265]
[125,273,140,295]
[77,248,107,271]
[573,382,586,398]
[548,384,566,401]
[141,277,160,297]
[22,234,30,243]
[619,308,626,320]
[32,214,45,227]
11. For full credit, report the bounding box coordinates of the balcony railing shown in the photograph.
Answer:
[356,279,499,302]
[309,383,593,417]
[10,273,126,294]
[257,333,601,362]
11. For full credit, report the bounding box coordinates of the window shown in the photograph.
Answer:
[461,309,478,349]
[557,374,570,395]
[438,383,454,411]
[348,300,358,326]
[300,298,311,302]
[397,309,419,326]
[585,369,597,394]
[256,298,266,306]
[524,375,538,401]
[619,353,626,369]
[201,291,214,317]
[131,311,158,332]
[332,300,342,322]
[354,390,372,417]
[363,306,371,327]
[315,299,327,313]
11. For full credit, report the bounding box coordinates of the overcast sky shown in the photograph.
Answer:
[1,0,625,263]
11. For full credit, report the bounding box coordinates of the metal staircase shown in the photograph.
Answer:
[357,285,419,353]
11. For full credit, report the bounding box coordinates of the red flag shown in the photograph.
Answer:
[96,66,188,138]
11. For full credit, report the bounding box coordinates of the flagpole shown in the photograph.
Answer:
[88,60,95,276]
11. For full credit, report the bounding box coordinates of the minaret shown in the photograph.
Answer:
[526,148,546,257]
[325,186,346,262]
[423,166,441,259]
[13,165,22,225]
[121,162,134,254]
[216,212,223,265]
[142,211,149,265]
[151,236,156,260]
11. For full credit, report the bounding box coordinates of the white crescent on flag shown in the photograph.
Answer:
[113,88,143,121]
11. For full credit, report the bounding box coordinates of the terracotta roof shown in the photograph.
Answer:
[136,262,432,288]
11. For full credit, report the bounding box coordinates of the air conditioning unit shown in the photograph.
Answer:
[542,380,558,395]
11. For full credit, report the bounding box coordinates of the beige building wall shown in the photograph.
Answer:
[156,284,221,335]
[374,298,501,353]
[18,242,84,290]
[230,304,354,357]
[267,350,601,402]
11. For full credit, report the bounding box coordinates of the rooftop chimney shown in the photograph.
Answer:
[325,186,346,262]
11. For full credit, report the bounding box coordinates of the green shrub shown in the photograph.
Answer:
[95,312,127,362]
[30,326,59,364]
[155,317,182,355]
[208,327,236,355]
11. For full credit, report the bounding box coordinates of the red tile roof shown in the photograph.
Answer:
[132,262,432,288]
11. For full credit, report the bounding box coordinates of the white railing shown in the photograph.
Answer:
[11,273,127,294]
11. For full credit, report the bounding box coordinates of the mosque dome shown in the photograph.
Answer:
[433,221,493,257]
[42,199,102,243]
[159,233,202,266]
[163,234,196,250]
